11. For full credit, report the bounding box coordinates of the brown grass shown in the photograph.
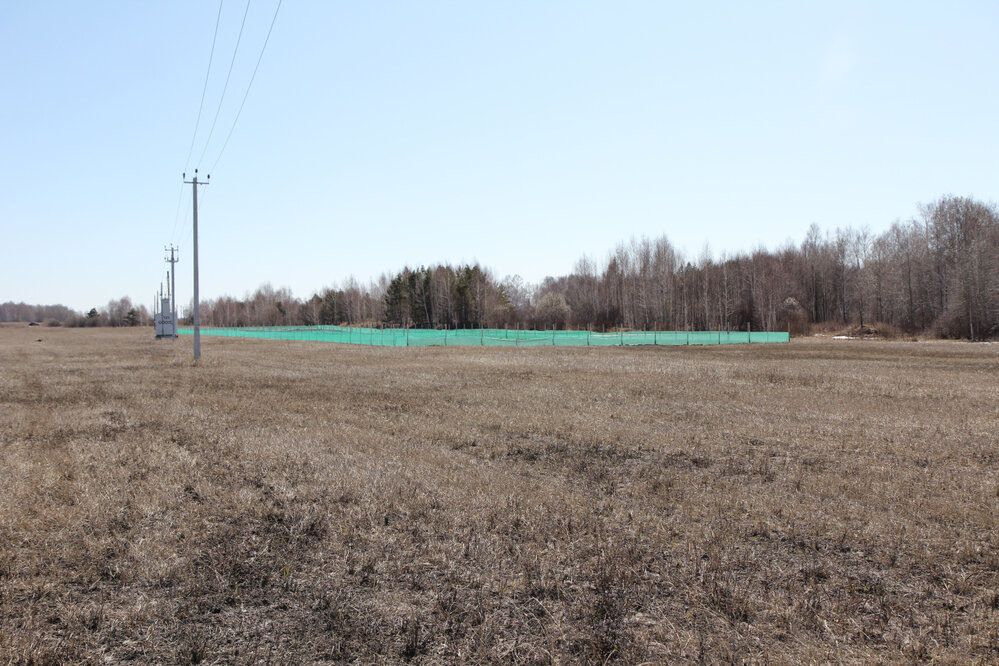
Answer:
[1,326,998,664]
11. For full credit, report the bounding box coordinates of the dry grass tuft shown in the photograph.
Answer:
[1,326,998,663]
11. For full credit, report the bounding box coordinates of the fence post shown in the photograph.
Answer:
[552,328,555,346]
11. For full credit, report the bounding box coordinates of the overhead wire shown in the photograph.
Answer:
[210,0,283,173]
[183,0,225,173]
[173,0,281,259]
[169,181,187,244]
[196,0,252,169]
[175,0,221,248]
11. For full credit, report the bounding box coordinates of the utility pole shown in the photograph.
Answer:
[166,271,172,334]
[183,170,209,360]
[165,245,179,340]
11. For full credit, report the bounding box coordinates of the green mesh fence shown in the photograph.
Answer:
[177,326,789,347]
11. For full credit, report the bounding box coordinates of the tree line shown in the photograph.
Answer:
[0,297,150,327]
[190,195,997,338]
[0,302,78,324]
[7,195,996,338]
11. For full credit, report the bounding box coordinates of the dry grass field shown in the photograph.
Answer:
[1,325,997,664]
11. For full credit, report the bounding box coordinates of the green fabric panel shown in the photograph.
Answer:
[177,327,790,347]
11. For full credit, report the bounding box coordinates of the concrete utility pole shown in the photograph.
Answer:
[183,170,209,360]
[165,245,179,340]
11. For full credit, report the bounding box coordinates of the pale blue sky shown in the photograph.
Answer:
[2,1,997,312]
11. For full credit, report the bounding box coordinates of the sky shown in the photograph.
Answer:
[2,1,998,313]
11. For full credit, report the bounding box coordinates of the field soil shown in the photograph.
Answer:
[2,326,998,663]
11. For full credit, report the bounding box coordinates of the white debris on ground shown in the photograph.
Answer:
[831,335,857,340]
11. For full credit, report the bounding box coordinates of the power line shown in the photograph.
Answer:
[210,0,283,173]
[184,0,225,172]
[196,0,252,168]
[169,180,187,244]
